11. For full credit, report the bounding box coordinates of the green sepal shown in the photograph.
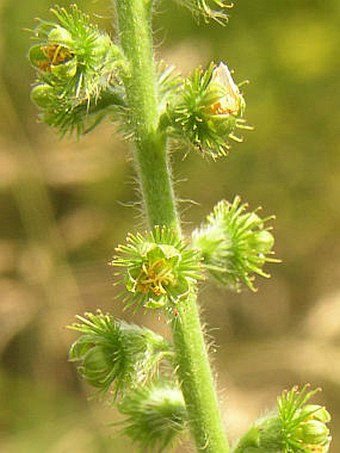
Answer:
[144,296,168,309]
[50,58,77,79]
[28,45,47,69]
[47,25,73,46]
[30,83,55,109]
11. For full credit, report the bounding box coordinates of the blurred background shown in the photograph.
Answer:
[0,0,339,451]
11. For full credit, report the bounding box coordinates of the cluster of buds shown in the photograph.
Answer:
[192,196,278,291]
[165,62,251,159]
[234,386,332,452]
[28,8,251,156]
[28,5,125,134]
[111,227,203,310]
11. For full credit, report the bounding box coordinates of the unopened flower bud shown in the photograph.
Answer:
[119,382,187,451]
[167,62,251,159]
[192,196,278,291]
[69,311,172,398]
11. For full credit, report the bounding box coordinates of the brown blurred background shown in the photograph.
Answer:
[0,0,339,451]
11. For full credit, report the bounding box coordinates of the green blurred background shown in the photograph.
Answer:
[0,0,339,451]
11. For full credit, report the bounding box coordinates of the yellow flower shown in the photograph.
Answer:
[210,62,241,116]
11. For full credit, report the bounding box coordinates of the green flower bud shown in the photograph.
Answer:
[112,226,202,310]
[78,345,113,389]
[192,196,278,291]
[250,229,275,255]
[279,386,332,452]
[69,311,173,398]
[91,34,114,58]
[166,62,251,159]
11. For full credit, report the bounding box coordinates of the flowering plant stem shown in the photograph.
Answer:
[115,0,230,451]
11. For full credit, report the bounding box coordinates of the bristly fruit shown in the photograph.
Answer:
[119,381,188,452]
[192,196,279,291]
[69,311,173,399]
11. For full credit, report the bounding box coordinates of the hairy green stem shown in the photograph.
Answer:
[115,0,178,231]
[115,0,229,451]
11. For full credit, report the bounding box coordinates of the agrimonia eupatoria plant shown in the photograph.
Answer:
[28,2,332,452]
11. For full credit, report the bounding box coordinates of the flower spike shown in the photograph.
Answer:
[192,196,279,291]
[111,226,203,310]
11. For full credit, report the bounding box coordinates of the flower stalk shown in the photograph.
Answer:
[115,0,230,450]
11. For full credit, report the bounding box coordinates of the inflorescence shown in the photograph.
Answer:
[28,4,331,453]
